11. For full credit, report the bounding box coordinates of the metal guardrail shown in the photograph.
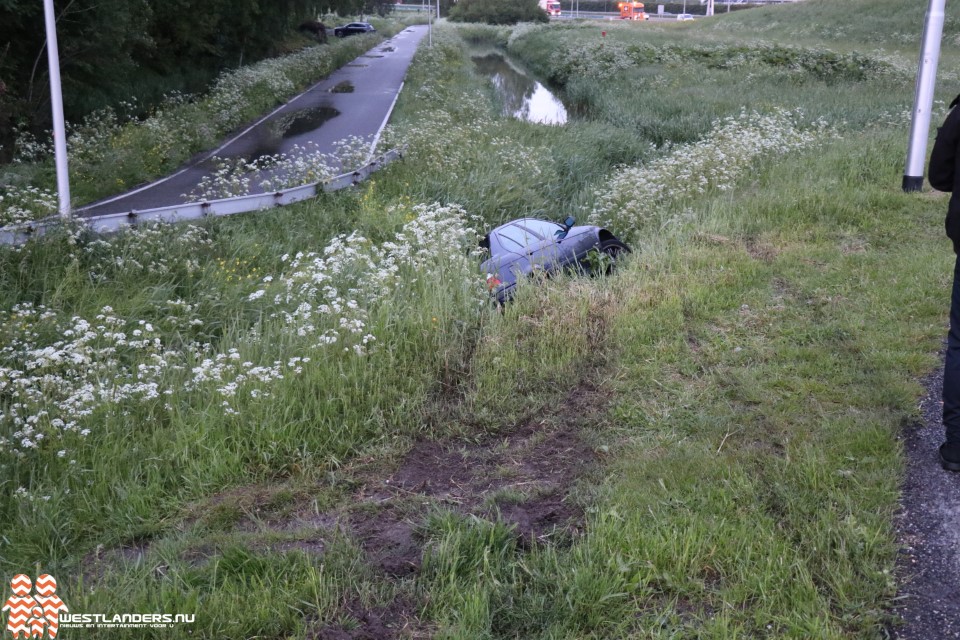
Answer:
[0,147,404,247]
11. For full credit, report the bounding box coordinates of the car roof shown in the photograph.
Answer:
[491,218,560,232]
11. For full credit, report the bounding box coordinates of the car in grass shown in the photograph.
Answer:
[480,216,631,304]
[333,22,376,37]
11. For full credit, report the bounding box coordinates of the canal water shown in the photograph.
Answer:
[471,52,568,126]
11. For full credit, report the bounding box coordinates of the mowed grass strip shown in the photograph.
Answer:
[596,129,943,637]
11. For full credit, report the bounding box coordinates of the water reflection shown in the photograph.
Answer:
[472,52,568,125]
[242,105,341,160]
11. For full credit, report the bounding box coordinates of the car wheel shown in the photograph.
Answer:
[594,237,631,275]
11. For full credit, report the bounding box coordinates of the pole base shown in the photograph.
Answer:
[903,175,924,192]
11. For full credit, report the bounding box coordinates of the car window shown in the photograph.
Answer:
[517,219,563,238]
[497,224,540,251]
[493,230,527,253]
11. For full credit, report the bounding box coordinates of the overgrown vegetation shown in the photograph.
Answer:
[0,0,955,636]
[448,0,548,25]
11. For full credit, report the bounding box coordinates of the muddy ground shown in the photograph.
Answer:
[305,378,610,638]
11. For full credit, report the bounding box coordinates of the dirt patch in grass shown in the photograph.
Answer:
[373,379,607,544]
[693,231,780,263]
[744,237,779,263]
[348,504,424,578]
[310,597,427,640]
[85,377,608,589]
[301,379,610,636]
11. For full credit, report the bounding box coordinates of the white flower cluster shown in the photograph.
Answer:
[0,304,174,458]
[589,109,832,233]
[0,185,58,227]
[0,203,484,460]
[186,135,374,201]
[184,349,288,415]
[82,223,213,282]
[208,64,295,132]
[264,202,485,351]
[550,41,635,81]
[65,107,127,169]
[189,156,270,200]
[507,22,551,48]
[385,90,549,185]
[12,486,55,502]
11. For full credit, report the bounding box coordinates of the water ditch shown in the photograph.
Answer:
[471,51,568,126]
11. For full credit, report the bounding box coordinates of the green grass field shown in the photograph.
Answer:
[0,0,955,636]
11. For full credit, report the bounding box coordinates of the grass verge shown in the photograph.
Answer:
[0,3,955,637]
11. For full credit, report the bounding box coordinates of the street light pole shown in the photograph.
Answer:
[43,0,71,218]
[903,0,946,191]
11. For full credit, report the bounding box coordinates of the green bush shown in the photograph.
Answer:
[448,0,549,25]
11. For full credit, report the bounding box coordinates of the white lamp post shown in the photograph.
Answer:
[903,0,946,191]
[43,0,71,217]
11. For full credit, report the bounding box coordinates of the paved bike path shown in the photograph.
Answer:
[78,25,427,217]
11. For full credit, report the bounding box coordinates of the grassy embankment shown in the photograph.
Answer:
[1,0,957,636]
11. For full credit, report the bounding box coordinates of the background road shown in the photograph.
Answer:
[78,25,428,217]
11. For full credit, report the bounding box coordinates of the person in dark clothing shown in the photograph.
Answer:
[928,94,960,471]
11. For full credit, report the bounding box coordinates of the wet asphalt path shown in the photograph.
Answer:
[893,363,960,639]
[77,25,428,217]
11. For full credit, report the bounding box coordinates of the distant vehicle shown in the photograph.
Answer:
[676,13,695,20]
[539,0,562,16]
[480,217,631,304]
[333,22,376,37]
[618,1,649,20]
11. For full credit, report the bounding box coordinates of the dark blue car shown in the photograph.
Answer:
[334,22,376,37]
[480,217,630,304]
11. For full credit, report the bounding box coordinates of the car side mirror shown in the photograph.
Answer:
[555,216,575,240]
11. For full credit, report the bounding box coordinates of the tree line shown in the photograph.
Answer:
[0,0,388,162]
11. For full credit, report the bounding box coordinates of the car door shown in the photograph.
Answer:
[517,220,581,271]
[490,224,546,282]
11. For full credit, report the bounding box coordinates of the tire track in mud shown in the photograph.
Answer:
[84,287,622,639]
[307,285,620,637]
[309,375,612,638]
